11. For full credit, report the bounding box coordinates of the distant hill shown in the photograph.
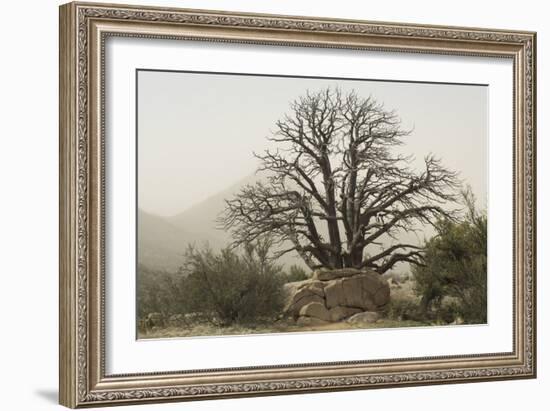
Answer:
[167,172,262,240]
[138,209,190,271]
[138,173,305,272]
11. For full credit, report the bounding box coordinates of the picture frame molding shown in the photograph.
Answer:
[59,2,536,408]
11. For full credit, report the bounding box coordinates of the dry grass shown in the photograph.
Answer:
[138,318,429,339]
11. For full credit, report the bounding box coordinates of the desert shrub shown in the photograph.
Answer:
[283,264,310,282]
[413,189,487,324]
[137,265,184,320]
[382,298,426,322]
[179,239,286,326]
[436,300,463,324]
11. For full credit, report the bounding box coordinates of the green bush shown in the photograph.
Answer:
[179,239,286,326]
[283,264,310,282]
[413,189,487,324]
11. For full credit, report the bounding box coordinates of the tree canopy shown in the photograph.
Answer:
[221,88,459,272]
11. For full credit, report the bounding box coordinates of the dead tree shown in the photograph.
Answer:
[220,88,459,273]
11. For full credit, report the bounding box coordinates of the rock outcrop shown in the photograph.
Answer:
[284,268,390,324]
[299,302,332,322]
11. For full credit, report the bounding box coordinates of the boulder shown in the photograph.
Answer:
[284,269,390,323]
[313,268,362,281]
[306,281,327,297]
[324,272,389,310]
[328,306,363,322]
[284,281,326,318]
[347,311,380,324]
[299,302,332,322]
[282,279,311,298]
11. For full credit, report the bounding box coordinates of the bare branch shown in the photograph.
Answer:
[220,87,460,273]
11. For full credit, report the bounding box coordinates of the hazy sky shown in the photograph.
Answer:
[137,70,487,216]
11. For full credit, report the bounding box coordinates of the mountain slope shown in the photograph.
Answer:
[137,209,219,271]
[167,172,262,237]
[139,172,305,271]
[138,174,262,271]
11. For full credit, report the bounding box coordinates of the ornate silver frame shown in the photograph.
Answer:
[59,2,536,408]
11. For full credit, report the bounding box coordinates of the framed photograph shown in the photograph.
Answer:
[59,2,536,408]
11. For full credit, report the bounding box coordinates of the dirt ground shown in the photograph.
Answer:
[138,318,429,339]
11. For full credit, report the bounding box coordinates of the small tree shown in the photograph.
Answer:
[221,88,459,272]
[413,189,487,324]
[179,239,286,326]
